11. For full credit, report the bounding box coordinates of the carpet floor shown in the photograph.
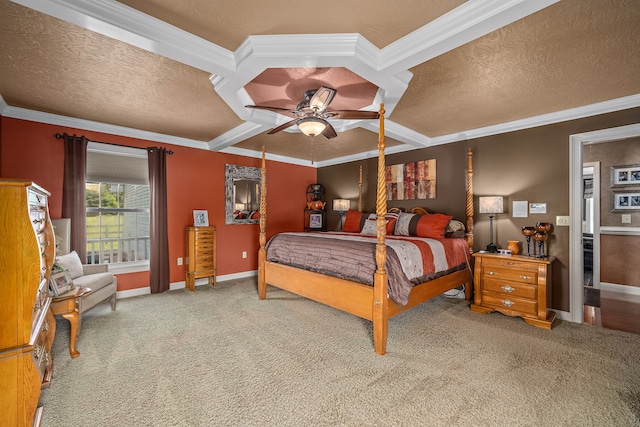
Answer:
[40,277,640,426]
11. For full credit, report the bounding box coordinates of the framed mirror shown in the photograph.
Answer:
[225,164,261,224]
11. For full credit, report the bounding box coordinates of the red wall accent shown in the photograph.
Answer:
[1,116,316,290]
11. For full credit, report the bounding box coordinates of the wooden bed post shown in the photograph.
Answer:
[465,148,474,253]
[258,147,267,300]
[373,103,388,355]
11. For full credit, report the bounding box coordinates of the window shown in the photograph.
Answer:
[86,182,150,264]
[85,143,149,267]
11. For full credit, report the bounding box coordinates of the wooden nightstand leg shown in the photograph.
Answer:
[60,311,80,358]
[523,311,556,330]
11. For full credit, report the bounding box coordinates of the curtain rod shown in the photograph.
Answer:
[53,133,174,155]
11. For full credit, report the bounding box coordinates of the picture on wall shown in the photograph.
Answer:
[611,164,640,187]
[612,192,640,211]
[385,159,436,201]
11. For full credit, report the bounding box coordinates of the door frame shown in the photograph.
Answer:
[569,123,640,323]
[582,162,600,289]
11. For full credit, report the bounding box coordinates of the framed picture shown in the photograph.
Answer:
[309,213,323,229]
[193,210,209,227]
[612,192,640,211]
[49,270,74,296]
[611,164,640,187]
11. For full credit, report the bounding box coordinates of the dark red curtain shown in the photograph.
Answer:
[61,133,87,262]
[148,147,170,293]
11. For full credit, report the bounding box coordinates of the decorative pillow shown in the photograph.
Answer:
[360,214,378,235]
[56,250,84,279]
[415,213,453,239]
[360,213,398,235]
[343,209,367,233]
[394,212,415,236]
[445,219,466,238]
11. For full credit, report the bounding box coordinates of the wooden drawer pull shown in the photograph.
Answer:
[501,285,514,293]
[502,299,515,307]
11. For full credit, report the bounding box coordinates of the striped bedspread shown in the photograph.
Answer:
[265,232,470,305]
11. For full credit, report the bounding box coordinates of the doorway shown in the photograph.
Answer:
[570,123,640,327]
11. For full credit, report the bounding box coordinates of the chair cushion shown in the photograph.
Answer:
[72,272,115,292]
[56,251,85,279]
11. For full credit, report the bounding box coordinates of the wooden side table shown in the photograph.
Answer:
[470,253,555,329]
[50,286,92,358]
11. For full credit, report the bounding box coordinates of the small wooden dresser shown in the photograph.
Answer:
[470,253,556,329]
[185,226,217,291]
[0,180,57,426]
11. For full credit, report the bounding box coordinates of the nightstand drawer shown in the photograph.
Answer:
[482,291,538,316]
[483,278,537,300]
[481,264,537,285]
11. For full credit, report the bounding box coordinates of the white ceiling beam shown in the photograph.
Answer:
[10,0,236,76]
[379,0,561,75]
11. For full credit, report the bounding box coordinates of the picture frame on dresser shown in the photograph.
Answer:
[193,209,209,227]
[49,270,74,296]
[309,213,323,229]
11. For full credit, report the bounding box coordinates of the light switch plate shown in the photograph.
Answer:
[556,216,570,226]
[622,214,631,224]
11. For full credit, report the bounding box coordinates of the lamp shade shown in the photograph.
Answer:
[479,196,504,214]
[332,199,350,212]
[298,117,327,137]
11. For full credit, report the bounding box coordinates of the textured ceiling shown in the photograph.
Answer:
[0,0,639,166]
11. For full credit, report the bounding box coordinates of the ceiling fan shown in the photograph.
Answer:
[245,86,380,139]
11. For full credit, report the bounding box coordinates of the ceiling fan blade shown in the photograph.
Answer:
[267,119,297,134]
[321,122,338,139]
[245,105,299,118]
[309,86,337,113]
[327,110,380,120]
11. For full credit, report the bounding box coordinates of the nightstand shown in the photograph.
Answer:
[470,253,556,329]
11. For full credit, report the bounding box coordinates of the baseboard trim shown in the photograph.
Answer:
[551,309,571,322]
[116,270,259,299]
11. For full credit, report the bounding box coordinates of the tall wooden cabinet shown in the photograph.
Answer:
[0,180,56,426]
[185,226,216,291]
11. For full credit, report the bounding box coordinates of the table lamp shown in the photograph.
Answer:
[479,196,504,253]
[332,199,350,230]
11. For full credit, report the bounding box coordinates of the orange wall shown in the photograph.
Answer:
[1,117,316,290]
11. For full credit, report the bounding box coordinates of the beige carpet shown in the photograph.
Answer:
[40,277,640,426]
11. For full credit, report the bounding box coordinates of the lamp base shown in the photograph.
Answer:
[486,243,498,253]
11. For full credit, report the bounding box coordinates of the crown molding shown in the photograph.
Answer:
[1,103,209,151]
[0,96,8,115]
[4,93,639,168]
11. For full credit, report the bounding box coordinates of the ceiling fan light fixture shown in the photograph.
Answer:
[309,86,337,112]
[298,117,327,137]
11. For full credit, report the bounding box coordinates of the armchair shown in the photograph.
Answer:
[52,218,117,337]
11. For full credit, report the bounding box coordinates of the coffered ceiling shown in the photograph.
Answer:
[1,0,639,166]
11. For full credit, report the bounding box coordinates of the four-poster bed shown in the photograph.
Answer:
[258,104,475,355]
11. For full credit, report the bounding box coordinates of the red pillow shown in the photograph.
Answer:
[414,213,453,239]
[342,209,365,233]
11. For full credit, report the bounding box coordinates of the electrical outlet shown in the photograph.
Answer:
[242,251,247,259]
[556,216,570,226]
[177,257,183,265]
[622,214,631,224]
